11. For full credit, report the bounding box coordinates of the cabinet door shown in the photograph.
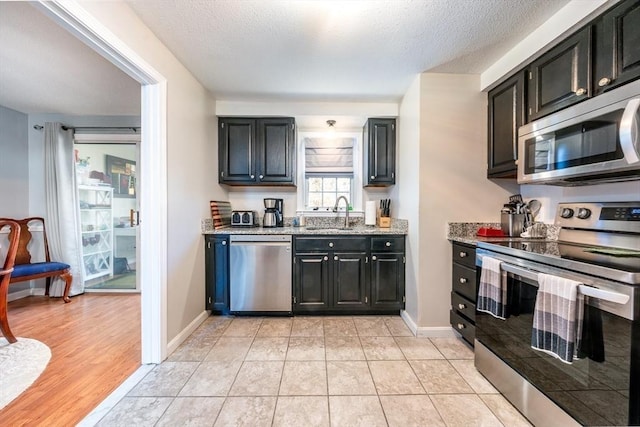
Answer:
[593,0,640,94]
[294,254,330,312]
[332,252,368,309]
[370,253,405,310]
[205,235,229,313]
[218,118,256,184]
[487,72,525,178]
[257,118,296,184]
[528,27,591,121]
[364,118,396,186]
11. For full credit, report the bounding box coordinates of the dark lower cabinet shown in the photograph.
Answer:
[293,235,405,314]
[450,242,477,346]
[204,234,229,313]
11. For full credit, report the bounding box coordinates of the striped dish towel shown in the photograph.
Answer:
[531,273,584,364]
[476,256,508,320]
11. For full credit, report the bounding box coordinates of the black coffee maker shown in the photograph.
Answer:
[263,198,284,228]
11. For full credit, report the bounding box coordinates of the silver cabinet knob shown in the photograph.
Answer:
[329,242,334,248]
[598,77,611,87]
[458,303,466,310]
[334,256,338,261]
[323,256,328,261]
[222,241,226,246]
[259,174,264,180]
[250,174,255,179]
[371,175,375,180]
[385,241,391,247]
[372,255,377,261]
[457,323,465,330]
[459,277,468,284]
[459,252,467,258]
[575,88,586,96]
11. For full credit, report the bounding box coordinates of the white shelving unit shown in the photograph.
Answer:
[78,185,114,281]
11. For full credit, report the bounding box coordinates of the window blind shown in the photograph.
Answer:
[304,137,354,175]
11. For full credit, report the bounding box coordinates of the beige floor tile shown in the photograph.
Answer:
[167,335,218,362]
[155,397,225,427]
[96,397,173,427]
[222,317,263,337]
[430,394,503,427]
[323,318,358,336]
[128,362,199,397]
[327,361,376,395]
[291,317,324,336]
[380,395,446,427]
[430,337,474,359]
[213,396,277,427]
[410,360,475,394]
[256,318,293,337]
[192,316,233,338]
[272,396,330,427]
[205,337,253,362]
[279,361,327,395]
[329,395,387,427]
[360,336,404,360]
[286,337,325,360]
[245,337,289,360]
[368,360,425,395]
[229,361,284,396]
[384,317,414,336]
[179,360,243,396]
[325,336,365,360]
[395,336,445,360]
[450,359,498,394]
[353,316,391,336]
[480,394,532,427]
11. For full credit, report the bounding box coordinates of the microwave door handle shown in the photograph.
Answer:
[620,98,640,164]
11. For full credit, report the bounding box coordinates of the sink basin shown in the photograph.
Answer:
[304,227,352,231]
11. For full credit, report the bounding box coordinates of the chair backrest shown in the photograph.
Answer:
[0,217,50,265]
[0,220,21,273]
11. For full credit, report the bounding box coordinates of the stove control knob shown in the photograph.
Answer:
[577,208,592,219]
[560,208,574,218]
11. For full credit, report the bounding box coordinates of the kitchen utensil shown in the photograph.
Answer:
[528,199,541,222]
[509,194,523,204]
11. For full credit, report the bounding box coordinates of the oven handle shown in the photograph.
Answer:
[499,262,630,305]
[620,97,640,164]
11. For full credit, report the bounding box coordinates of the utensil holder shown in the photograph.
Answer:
[378,217,391,228]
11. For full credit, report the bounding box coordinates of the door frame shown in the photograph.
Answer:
[34,1,168,363]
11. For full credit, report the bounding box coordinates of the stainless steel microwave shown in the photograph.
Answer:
[518,80,640,185]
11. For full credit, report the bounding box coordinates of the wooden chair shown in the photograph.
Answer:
[1,220,21,343]
[0,217,73,305]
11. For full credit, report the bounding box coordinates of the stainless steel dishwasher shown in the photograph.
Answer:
[229,234,292,314]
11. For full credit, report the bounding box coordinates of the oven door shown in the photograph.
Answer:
[475,250,640,427]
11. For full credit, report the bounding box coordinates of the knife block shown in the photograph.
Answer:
[378,216,391,228]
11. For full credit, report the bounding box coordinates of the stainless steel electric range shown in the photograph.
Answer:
[475,202,640,427]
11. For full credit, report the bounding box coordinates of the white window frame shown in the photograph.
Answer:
[297,130,363,216]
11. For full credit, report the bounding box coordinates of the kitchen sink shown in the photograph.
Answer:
[304,227,352,231]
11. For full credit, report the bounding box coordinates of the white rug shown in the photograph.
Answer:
[0,337,51,409]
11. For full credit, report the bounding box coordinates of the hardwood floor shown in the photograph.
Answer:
[1,293,140,426]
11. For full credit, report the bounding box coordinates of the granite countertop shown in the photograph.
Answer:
[447,222,559,245]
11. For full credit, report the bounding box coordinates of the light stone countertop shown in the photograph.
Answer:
[202,217,408,235]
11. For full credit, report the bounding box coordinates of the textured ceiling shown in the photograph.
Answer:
[0,0,572,116]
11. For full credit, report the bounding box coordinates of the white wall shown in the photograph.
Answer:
[0,105,29,218]
[77,1,225,342]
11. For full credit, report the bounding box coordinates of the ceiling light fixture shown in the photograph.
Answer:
[326,119,336,136]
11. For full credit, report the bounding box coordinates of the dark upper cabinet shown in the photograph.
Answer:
[363,118,396,186]
[527,26,591,121]
[218,117,295,186]
[332,252,368,309]
[593,0,640,95]
[487,72,526,178]
[204,234,229,313]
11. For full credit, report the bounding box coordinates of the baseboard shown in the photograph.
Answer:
[400,310,418,336]
[166,310,210,356]
[7,288,45,302]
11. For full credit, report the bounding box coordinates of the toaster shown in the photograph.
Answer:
[231,210,258,227]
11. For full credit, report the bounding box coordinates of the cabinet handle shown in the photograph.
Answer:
[598,77,611,87]
[323,256,328,261]
[259,174,264,180]
[459,251,468,258]
[334,256,338,261]
[458,303,466,310]
[329,242,334,248]
[372,255,377,261]
[575,88,586,96]
[459,277,468,284]
[457,323,465,330]
[222,241,226,246]
[385,241,391,247]
[371,175,375,180]
[250,174,255,179]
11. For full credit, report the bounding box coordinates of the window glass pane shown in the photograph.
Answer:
[308,193,323,208]
[323,193,337,208]
[322,178,336,192]
[337,178,351,192]
[308,177,322,192]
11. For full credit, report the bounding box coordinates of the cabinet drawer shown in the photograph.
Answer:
[295,237,368,252]
[452,263,477,302]
[452,243,476,269]
[451,291,475,323]
[450,310,475,346]
[371,236,405,252]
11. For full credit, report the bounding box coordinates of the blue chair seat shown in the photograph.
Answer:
[11,262,70,278]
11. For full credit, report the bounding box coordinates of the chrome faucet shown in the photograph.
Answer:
[333,196,350,228]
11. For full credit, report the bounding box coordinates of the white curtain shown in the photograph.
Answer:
[44,122,84,296]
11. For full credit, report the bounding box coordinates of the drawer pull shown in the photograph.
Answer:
[329,242,334,248]
[385,241,391,247]
[372,255,377,261]
[459,277,468,284]
[598,77,611,87]
[575,87,586,96]
[458,303,466,310]
[334,256,338,261]
[459,251,468,258]
[323,256,328,261]
[457,323,465,330]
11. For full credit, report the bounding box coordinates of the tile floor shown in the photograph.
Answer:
[96,316,531,426]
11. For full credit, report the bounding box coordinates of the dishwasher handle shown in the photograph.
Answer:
[230,241,291,248]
